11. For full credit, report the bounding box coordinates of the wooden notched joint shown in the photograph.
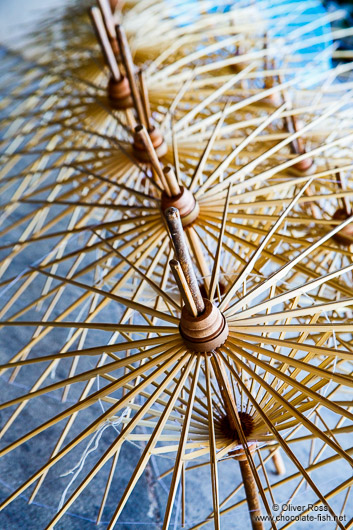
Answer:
[109,0,119,12]
[231,441,257,461]
[332,208,353,247]
[133,125,167,162]
[108,76,133,109]
[221,411,257,461]
[161,187,199,227]
[179,298,228,352]
[109,35,120,57]
[200,280,226,299]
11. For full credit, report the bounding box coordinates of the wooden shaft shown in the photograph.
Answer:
[284,113,303,155]
[279,81,306,156]
[138,70,152,129]
[283,106,313,173]
[263,32,270,72]
[239,459,264,530]
[182,467,186,528]
[165,207,204,315]
[210,352,238,431]
[211,355,264,529]
[271,450,286,475]
[134,125,170,194]
[263,36,281,104]
[335,171,351,215]
[289,114,306,155]
[109,0,119,11]
[115,25,147,128]
[279,76,301,151]
[171,118,181,182]
[263,35,276,87]
[90,7,121,81]
[163,166,181,196]
[169,260,198,317]
[97,0,115,39]
[186,226,211,292]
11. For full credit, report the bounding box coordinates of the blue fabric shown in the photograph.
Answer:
[170,0,333,72]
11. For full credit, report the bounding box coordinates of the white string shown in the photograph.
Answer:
[57,408,130,511]
[173,481,183,529]
[0,230,82,300]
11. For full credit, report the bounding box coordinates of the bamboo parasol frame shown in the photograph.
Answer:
[1,194,353,526]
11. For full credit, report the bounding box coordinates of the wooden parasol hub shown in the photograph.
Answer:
[132,125,167,161]
[166,207,227,351]
[161,166,199,227]
[179,299,228,352]
[332,208,353,246]
[108,76,133,109]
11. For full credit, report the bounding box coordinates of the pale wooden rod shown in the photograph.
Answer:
[165,207,204,315]
[90,7,121,81]
[115,24,148,128]
[336,170,351,215]
[169,259,198,317]
[163,166,181,196]
[97,0,116,39]
[138,70,152,129]
[133,125,170,193]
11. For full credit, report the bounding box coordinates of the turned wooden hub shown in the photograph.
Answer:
[133,126,167,161]
[293,154,314,173]
[108,76,133,110]
[332,208,353,246]
[179,298,228,352]
[161,187,199,227]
